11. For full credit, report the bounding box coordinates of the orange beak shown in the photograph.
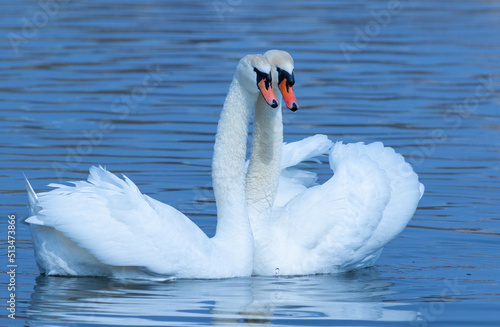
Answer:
[279,79,298,112]
[258,79,278,108]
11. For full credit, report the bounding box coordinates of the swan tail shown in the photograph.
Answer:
[24,175,44,224]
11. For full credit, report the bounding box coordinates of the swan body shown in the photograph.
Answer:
[25,50,424,278]
[25,54,279,279]
[246,50,424,276]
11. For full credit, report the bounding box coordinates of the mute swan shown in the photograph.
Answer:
[246,50,424,276]
[25,54,279,279]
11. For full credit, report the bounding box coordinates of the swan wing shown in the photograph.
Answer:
[25,166,212,275]
[270,141,423,274]
[331,142,424,263]
[280,134,333,169]
[277,142,390,270]
[274,134,332,206]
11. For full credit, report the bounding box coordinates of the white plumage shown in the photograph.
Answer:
[25,51,424,279]
[246,50,424,276]
[251,136,423,276]
[25,54,279,279]
[26,167,219,278]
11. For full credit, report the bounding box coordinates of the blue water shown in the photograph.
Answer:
[1,0,499,326]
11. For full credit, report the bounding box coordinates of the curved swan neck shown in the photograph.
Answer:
[212,78,254,242]
[246,91,283,222]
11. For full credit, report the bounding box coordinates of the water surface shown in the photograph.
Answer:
[1,0,499,326]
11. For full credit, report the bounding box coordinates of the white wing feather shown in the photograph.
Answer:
[26,166,213,276]
[253,138,423,275]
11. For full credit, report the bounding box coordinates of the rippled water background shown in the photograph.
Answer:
[1,0,499,326]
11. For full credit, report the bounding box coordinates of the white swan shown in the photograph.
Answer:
[246,50,425,276]
[24,54,279,279]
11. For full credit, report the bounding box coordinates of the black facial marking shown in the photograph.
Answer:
[277,67,295,91]
[254,67,272,90]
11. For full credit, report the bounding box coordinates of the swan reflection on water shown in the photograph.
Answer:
[27,269,419,326]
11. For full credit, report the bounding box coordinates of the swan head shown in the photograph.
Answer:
[237,55,279,108]
[264,50,298,112]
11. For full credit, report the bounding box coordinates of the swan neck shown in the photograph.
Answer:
[212,78,254,242]
[246,92,283,222]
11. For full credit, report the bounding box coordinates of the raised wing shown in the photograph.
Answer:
[275,134,332,206]
[275,142,391,272]
[26,166,212,275]
[267,140,425,274]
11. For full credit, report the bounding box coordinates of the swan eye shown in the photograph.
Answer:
[254,67,272,90]
[277,67,295,86]
[276,67,298,111]
[254,67,278,108]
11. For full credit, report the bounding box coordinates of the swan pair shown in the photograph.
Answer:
[25,51,424,279]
